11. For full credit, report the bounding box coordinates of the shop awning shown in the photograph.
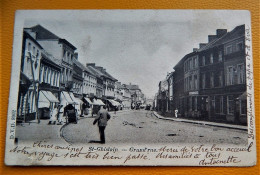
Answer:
[93,99,105,106]
[38,91,59,108]
[108,99,120,106]
[97,99,105,106]
[60,91,74,104]
[38,92,50,108]
[75,97,83,104]
[84,97,93,105]
[237,92,247,100]
[69,92,79,105]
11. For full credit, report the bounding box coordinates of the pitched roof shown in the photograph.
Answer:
[199,24,245,51]
[41,50,62,67]
[212,24,245,46]
[87,66,103,78]
[27,25,77,50]
[23,31,43,49]
[73,58,86,71]
[87,65,117,81]
[125,84,140,90]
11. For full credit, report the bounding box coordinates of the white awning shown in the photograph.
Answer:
[75,97,83,104]
[38,91,59,108]
[60,91,74,104]
[69,92,79,105]
[108,99,120,106]
[93,99,105,106]
[96,99,105,106]
[84,97,93,105]
[43,91,59,103]
[38,92,50,108]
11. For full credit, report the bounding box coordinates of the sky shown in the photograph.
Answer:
[22,10,250,98]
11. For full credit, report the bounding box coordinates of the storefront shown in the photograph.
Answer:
[38,90,59,119]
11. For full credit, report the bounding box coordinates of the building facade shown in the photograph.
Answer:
[25,25,77,92]
[167,24,247,124]
[17,31,43,122]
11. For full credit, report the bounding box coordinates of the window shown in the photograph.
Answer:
[28,42,31,51]
[237,64,245,84]
[33,46,36,55]
[236,42,243,51]
[220,96,224,113]
[210,53,213,64]
[227,96,234,114]
[227,66,234,85]
[202,56,205,66]
[202,73,206,89]
[211,96,215,112]
[226,45,232,55]
[36,50,40,58]
[240,99,247,115]
[189,59,192,70]
[218,51,222,62]
[63,49,66,60]
[194,75,198,90]
[218,71,223,87]
[194,97,197,111]
[189,97,192,111]
[189,76,192,90]
[210,72,214,88]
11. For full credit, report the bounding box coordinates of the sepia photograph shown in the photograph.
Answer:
[5,10,256,166]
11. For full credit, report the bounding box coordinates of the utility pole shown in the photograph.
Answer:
[28,52,40,124]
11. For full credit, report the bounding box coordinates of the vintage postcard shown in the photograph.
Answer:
[5,10,256,166]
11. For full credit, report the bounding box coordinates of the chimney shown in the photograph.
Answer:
[74,52,78,59]
[199,43,207,49]
[216,29,227,38]
[193,48,198,52]
[208,35,217,42]
[87,63,95,67]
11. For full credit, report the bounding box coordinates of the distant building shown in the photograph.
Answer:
[72,56,84,98]
[121,84,131,109]
[87,63,117,99]
[125,83,143,104]
[82,66,97,97]
[169,24,247,124]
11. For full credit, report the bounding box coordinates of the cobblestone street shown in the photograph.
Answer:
[60,110,248,145]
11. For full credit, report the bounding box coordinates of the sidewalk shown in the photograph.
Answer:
[15,119,67,144]
[153,111,248,131]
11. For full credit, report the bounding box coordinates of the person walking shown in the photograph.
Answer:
[93,106,111,144]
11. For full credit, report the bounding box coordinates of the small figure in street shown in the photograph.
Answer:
[175,108,178,118]
[48,106,58,125]
[93,106,111,144]
[57,104,63,125]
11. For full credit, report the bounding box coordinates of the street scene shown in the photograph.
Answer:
[16,109,247,145]
[15,11,249,146]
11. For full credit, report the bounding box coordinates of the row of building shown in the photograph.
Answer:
[155,24,247,125]
[17,25,145,122]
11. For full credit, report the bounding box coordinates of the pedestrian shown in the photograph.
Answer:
[48,106,57,125]
[57,104,63,125]
[175,108,178,118]
[93,105,111,144]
